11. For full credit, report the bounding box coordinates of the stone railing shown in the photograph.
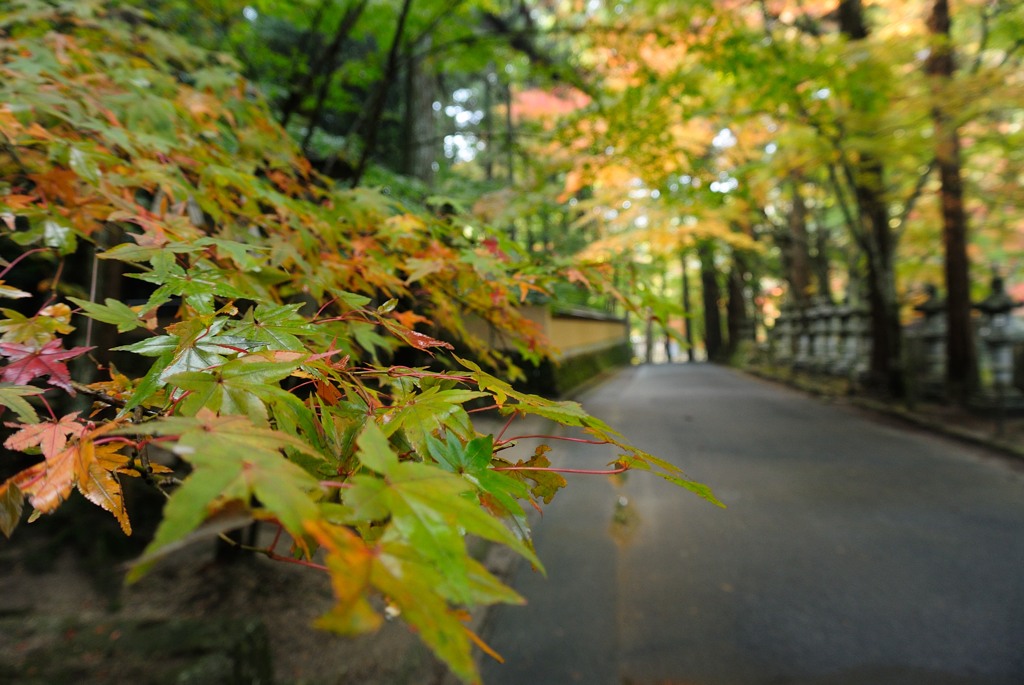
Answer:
[768,296,871,379]
[762,275,1024,404]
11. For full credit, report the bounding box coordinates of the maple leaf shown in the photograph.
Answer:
[9,437,133,534]
[0,306,73,346]
[4,412,86,458]
[0,383,44,423]
[0,339,94,394]
[428,432,533,545]
[0,281,31,300]
[124,413,323,581]
[501,446,567,505]
[0,481,24,538]
[380,318,453,353]
[393,310,431,330]
[76,441,133,534]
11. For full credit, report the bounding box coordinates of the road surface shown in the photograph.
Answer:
[480,364,1024,685]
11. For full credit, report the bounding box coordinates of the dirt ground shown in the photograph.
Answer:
[0,501,469,685]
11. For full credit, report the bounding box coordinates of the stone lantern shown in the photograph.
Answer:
[973,273,1022,431]
[806,298,826,369]
[794,304,811,369]
[830,299,853,374]
[913,284,946,395]
[773,306,794,366]
[848,303,871,382]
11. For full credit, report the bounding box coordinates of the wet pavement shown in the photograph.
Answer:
[480,363,1024,685]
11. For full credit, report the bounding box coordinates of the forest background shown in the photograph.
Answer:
[0,0,1022,683]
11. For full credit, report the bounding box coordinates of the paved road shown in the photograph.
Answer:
[480,364,1024,685]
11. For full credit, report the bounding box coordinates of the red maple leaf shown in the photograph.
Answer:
[0,339,94,394]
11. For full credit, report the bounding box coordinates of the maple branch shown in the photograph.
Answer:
[493,464,628,476]
[71,381,130,410]
[467,403,501,414]
[264,550,329,573]
[0,247,51,280]
[213,524,329,572]
[497,434,608,446]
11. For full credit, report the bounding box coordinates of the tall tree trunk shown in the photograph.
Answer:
[926,0,975,403]
[726,252,750,357]
[838,0,904,397]
[812,218,832,302]
[784,177,813,305]
[401,36,436,184]
[483,67,495,181]
[680,246,695,362]
[505,80,515,184]
[350,0,414,187]
[279,0,366,129]
[698,240,724,362]
[644,309,655,364]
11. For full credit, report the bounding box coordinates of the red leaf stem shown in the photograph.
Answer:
[497,434,609,446]
[495,411,517,442]
[318,480,353,489]
[264,548,329,572]
[466,404,500,414]
[0,247,52,280]
[492,464,630,476]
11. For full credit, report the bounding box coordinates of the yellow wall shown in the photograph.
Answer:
[463,305,628,360]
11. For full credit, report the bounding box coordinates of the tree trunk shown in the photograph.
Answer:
[698,240,724,362]
[401,36,436,184]
[505,80,515,184]
[838,0,904,397]
[483,67,495,181]
[926,0,975,403]
[644,310,655,364]
[350,0,414,187]
[784,177,813,305]
[812,218,832,302]
[726,252,750,357]
[279,0,366,129]
[680,246,695,362]
[856,157,904,396]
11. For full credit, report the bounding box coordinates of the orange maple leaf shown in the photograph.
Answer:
[76,441,133,534]
[3,412,86,458]
[11,438,132,534]
[393,310,431,329]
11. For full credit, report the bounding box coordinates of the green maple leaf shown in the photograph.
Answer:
[349,423,542,602]
[115,316,260,412]
[369,536,488,684]
[126,414,322,581]
[456,355,616,430]
[0,384,44,424]
[428,432,533,546]
[382,387,486,458]
[308,522,522,685]
[119,316,258,378]
[227,303,316,352]
[67,296,145,332]
[130,252,249,313]
[166,356,303,425]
